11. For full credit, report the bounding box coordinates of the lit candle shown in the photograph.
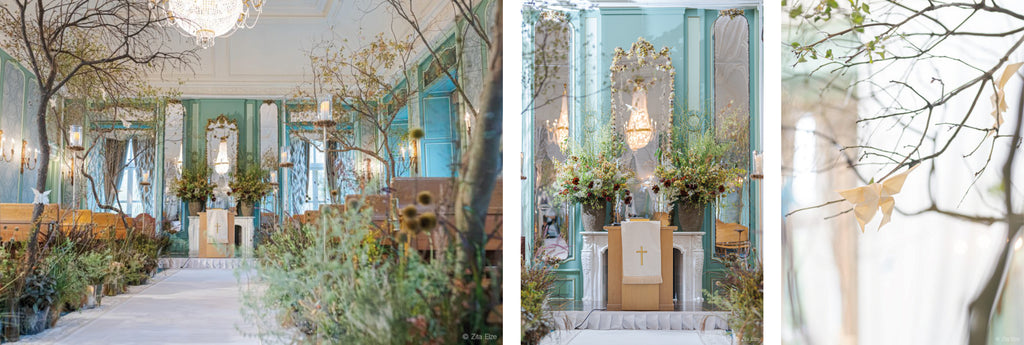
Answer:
[318,96,332,122]
[269,171,277,181]
[752,150,763,176]
[141,170,150,183]
[69,125,82,147]
[280,150,289,164]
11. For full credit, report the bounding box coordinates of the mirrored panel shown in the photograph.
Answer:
[532,11,573,260]
[713,11,751,258]
[610,37,674,217]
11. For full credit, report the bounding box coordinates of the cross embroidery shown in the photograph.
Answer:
[636,245,648,266]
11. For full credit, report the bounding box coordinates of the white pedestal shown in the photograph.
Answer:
[187,216,199,257]
[236,216,255,256]
[581,231,705,308]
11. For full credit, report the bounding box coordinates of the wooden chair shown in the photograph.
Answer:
[714,219,750,254]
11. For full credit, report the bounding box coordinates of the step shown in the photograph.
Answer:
[158,257,254,269]
[551,310,731,331]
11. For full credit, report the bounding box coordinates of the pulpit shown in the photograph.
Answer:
[198,210,234,258]
[606,223,676,311]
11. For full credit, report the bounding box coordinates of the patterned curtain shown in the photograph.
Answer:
[287,141,309,216]
[85,139,104,210]
[326,140,342,204]
[134,137,156,215]
[103,138,128,205]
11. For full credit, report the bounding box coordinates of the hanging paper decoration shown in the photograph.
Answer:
[837,164,919,232]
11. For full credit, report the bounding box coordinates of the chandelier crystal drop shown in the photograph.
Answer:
[547,84,570,150]
[153,0,266,49]
[625,87,654,151]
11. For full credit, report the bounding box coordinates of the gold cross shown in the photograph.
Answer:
[636,246,648,266]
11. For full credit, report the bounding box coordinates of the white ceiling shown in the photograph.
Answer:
[147,0,460,98]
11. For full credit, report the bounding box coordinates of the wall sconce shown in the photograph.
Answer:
[279,149,293,168]
[408,141,419,175]
[751,150,763,179]
[20,140,39,173]
[546,84,570,150]
[140,169,151,187]
[213,138,230,175]
[68,125,84,152]
[625,83,654,151]
[269,170,278,187]
[0,131,15,162]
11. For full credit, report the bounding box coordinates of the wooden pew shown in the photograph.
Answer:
[0,204,60,242]
[92,213,128,239]
[391,178,503,252]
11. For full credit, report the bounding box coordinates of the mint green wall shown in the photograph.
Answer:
[0,48,49,204]
[524,7,761,302]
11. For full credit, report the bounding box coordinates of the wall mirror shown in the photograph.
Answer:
[713,10,751,258]
[609,37,674,217]
[532,10,573,260]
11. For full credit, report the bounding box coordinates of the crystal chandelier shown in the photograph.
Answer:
[546,84,570,149]
[153,0,267,49]
[214,138,231,175]
[625,87,654,151]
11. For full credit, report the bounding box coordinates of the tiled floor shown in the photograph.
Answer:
[19,269,258,345]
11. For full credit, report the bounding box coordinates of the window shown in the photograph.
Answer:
[117,139,144,217]
[304,140,329,212]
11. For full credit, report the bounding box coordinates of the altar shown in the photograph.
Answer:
[581,229,704,309]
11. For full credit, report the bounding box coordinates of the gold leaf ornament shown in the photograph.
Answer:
[991,62,1023,131]
[837,164,919,232]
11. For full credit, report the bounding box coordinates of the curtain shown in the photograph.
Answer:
[326,140,341,204]
[288,141,309,215]
[102,138,128,206]
[134,137,155,215]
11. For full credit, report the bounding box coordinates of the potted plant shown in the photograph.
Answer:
[79,252,111,308]
[19,270,56,335]
[552,123,631,232]
[229,165,273,217]
[654,130,745,231]
[706,254,762,345]
[171,164,214,216]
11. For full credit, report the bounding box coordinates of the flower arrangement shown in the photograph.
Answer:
[170,164,214,203]
[655,130,746,206]
[552,124,632,207]
[229,165,273,204]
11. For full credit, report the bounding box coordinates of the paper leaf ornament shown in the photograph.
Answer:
[837,164,918,232]
[991,62,1023,132]
[32,188,51,205]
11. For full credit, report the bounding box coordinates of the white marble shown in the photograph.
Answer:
[236,216,256,257]
[188,215,200,257]
[580,231,705,307]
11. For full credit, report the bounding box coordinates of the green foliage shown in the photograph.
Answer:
[170,164,214,203]
[43,241,90,312]
[243,204,482,344]
[229,165,273,204]
[78,251,113,286]
[655,130,746,206]
[20,270,56,313]
[552,122,633,207]
[521,254,562,345]
[706,255,763,345]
